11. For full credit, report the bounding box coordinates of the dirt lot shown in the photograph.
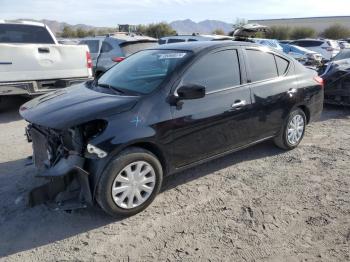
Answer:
[0,96,349,262]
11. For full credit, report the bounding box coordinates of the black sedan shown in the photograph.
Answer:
[20,41,324,217]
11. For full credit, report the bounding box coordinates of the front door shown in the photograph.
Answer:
[169,48,255,168]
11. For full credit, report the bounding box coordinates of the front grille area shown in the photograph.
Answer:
[30,127,49,170]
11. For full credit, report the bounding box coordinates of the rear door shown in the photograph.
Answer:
[170,48,254,167]
[244,48,298,139]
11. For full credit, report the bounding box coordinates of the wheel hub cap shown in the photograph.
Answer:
[111,161,156,209]
[287,114,305,145]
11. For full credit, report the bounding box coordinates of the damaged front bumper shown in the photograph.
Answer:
[27,125,93,210]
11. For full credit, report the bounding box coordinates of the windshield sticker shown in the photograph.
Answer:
[158,53,187,59]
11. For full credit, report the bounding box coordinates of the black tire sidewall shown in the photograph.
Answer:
[283,109,306,149]
[97,148,163,217]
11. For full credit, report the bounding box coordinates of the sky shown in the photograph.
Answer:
[1,0,350,26]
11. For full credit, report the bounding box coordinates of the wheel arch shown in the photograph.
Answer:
[297,105,311,124]
[90,141,169,201]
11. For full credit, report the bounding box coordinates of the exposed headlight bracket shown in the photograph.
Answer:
[87,144,108,158]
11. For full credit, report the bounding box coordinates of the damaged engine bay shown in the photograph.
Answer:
[26,120,107,210]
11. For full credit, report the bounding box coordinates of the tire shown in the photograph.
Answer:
[274,108,306,150]
[96,147,163,217]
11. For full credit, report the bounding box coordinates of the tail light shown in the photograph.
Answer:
[112,57,125,63]
[314,76,324,87]
[86,51,92,69]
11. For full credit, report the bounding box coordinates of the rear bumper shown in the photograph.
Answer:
[0,77,92,96]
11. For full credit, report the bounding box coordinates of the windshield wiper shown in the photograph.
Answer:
[97,83,125,94]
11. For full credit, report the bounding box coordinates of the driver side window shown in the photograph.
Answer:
[182,49,241,93]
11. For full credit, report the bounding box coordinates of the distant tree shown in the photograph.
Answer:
[233,18,247,28]
[136,24,148,35]
[144,22,176,38]
[321,24,350,39]
[61,26,76,38]
[290,27,316,40]
[212,29,225,35]
[265,26,291,40]
[87,29,96,37]
[76,28,88,38]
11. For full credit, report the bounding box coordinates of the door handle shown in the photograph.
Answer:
[231,100,247,109]
[38,47,50,53]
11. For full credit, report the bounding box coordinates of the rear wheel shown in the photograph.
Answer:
[96,147,163,217]
[274,109,306,150]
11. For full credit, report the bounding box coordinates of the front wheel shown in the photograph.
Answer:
[96,147,163,217]
[274,109,306,150]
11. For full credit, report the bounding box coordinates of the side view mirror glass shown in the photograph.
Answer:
[177,84,206,100]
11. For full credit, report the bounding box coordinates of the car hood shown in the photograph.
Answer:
[19,83,139,129]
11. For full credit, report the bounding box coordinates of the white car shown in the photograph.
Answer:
[0,21,92,97]
[289,39,340,61]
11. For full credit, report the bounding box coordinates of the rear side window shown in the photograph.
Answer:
[167,38,186,44]
[101,42,113,53]
[158,39,166,45]
[0,24,55,44]
[120,41,157,57]
[188,39,198,42]
[80,40,100,53]
[274,56,289,75]
[246,49,278,82]
[183,49,241,92]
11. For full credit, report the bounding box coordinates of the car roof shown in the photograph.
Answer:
[81,34,157,43]
[153,41,261,53]
[0,20,45,27]
[161,34,234,40]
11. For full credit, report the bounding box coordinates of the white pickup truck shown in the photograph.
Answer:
[0,21,92,96]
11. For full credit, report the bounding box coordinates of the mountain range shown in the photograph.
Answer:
[170,19,233,34]
[13,18,233,35]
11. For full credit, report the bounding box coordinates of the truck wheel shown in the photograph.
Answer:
[96,147,163,217]
[274,108,306,150]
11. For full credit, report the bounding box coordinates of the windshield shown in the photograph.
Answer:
[332,49,350,61]
[97,49,191,95]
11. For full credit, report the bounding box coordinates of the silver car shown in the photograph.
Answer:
[79,33,158,77]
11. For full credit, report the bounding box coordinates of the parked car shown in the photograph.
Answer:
[20,41,324,217]
[159,34,234,45]
[320,48,350,105]
[281,44,323,66]
[0,21,92,98]
[251,38,283,51]
[338,40,350,49]
[289,39,340,61]
[279,40,292,45]
[79,33,158,78]
[57,38,80,45]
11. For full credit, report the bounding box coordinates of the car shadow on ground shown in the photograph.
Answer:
[320,104,350,122]
[0,140,283,258]
[0,96,29,124]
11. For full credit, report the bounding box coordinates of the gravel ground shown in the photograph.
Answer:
[0,96,349,262]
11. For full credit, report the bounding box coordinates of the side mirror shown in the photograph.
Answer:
[177,84,206,100]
